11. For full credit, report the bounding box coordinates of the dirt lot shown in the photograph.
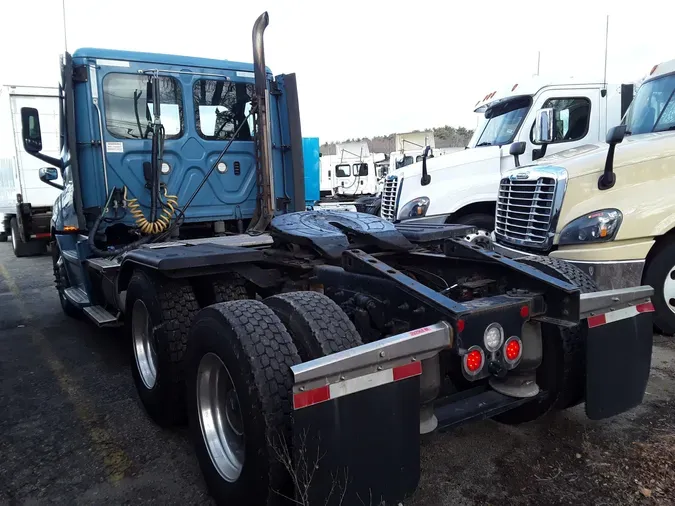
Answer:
[1,245,674,505]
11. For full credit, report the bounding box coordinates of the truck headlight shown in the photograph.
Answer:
[399,197,430,220]
[559,209,622,245]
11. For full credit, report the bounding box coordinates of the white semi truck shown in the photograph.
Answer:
[380,76,636,246]
[0,85,62,256]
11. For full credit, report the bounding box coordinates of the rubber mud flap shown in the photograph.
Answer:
[585,313,653,420]
[293,377,420,505]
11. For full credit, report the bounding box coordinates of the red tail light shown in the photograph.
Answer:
[504,336,522,365]
[463,346,484,376]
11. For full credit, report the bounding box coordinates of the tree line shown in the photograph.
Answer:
[320,125,474,155]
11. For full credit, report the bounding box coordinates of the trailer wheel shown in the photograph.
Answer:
[264,291,363,360]
[51,240,80,318]
[495,256,598,424]
[126,269,199,427]
[10,217,44,257]
[186,300,301,505]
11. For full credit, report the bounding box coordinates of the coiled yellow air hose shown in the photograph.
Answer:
[124,186,179,235]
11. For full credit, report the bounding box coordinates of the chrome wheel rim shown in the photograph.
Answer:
[663,265,675,315]
[11,230,17,251]
[132,299,158,389]
[464,228,491,248]
[197,352,245,482]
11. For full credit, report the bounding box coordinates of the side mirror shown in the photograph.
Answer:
[509,141,526,167]
[38,167,64,190]
[598,125,627,190]
[606,125,626,144]
[533,108,554,144]
[21,107,43,153]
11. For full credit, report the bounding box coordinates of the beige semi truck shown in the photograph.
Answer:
[491,58,675,334]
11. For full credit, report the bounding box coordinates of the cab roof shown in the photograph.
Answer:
[72,47,271,74]
[473,75,606,113]
[645,58,675,81]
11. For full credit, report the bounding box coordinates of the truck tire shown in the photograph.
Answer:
[186,300,301,506]
[643,239,675,335]
[495,256,598,424]
[453,213,494,248]
[264,291,363,360]
[10,217,44,257]
[212,274,250,303]
[51,240,81,318]
[126,269,199,427]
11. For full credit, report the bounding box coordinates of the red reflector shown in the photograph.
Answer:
[465,349,483,372]
[293,385,330,409]
[457,319,465,333]
[636,302,655,313]
[587,314,607,328]
[520,305,529,318]
[393,361,422,381]
[505,339,521,361]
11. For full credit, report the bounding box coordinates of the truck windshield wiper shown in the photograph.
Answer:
[476,142,492,147]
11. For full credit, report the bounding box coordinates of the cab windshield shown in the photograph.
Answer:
[475,96,532,147]
[625,73,675,135]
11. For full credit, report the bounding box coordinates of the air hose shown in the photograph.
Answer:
[125,186,179,235]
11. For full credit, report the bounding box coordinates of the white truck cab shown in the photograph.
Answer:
[380,76,635,244]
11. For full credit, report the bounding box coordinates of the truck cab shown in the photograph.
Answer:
[380,77,635,243]
[492,59,675,334]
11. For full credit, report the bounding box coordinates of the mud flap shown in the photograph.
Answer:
[585,312,653,420]
[292,376,421,505]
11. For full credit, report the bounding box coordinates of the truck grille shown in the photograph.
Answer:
[380,175,399,221]
[495,176,557,246]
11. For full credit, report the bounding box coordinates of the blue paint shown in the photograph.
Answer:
[59,48,297,232]
[302,137,320,206]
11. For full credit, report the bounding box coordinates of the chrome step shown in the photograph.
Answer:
[83,305,120,326]
[87,257,120,272]
[63,286,90,306]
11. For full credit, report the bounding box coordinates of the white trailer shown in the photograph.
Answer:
[0,85,62,256]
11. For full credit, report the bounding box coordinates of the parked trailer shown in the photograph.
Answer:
[21,12,655,505]
[0,85,62,255]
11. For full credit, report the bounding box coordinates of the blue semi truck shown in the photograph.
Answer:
[21,12,656,505]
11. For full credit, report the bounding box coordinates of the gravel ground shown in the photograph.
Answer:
[0,244,674,505]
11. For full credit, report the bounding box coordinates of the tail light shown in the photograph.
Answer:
[463,346,485,376]
[504,336,522,366]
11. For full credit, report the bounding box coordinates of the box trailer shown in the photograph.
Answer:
[0,85,62,256]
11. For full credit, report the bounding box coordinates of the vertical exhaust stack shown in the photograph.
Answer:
[250,11,275,232]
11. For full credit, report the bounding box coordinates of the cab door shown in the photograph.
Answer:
[517,87,601,165]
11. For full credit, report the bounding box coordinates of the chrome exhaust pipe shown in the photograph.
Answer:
[250,11,275,232]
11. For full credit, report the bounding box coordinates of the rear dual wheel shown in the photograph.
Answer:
[186,293,362,505]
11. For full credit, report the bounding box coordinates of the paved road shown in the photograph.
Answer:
[1,244,674,505]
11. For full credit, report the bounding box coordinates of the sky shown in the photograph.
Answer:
[1,0,674,143]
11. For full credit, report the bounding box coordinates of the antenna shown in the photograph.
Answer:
[603,15,609,91]
[62,0,68,52]
[536,51,540,76]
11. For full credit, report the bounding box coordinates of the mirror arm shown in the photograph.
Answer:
[421,145,431,186]
[43,179,65,191]
[32,151,65,170]
[598,143,617,190]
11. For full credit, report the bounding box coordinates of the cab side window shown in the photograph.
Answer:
[532,97,591,144]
